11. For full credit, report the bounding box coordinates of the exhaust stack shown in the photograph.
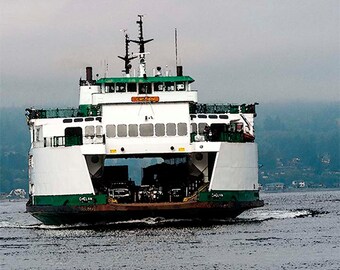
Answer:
[86,67,93,83]
[177,66,183,76]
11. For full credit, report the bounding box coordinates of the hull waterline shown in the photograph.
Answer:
[26,200,264,225]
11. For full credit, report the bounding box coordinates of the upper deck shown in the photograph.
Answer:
[95,75,194,86]
[84,75,198,106]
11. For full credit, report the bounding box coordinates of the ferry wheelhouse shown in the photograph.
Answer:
[26,16,263,225]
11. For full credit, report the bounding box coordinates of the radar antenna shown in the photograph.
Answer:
[118,30,137,76]
[130,15,153,77]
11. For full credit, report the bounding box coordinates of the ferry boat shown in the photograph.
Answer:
[25,16,264,225]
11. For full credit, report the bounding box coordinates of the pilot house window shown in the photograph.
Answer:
[116,83,126,92]
[176,82,185,91]
[154,83,164,91]
[165,82,174,91]
[127,83,137,92]
[138,83,152,94]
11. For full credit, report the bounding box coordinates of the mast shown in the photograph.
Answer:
[175,28,178,67]
[174,28,183,76]
[130,15,153,77]
[118,31,137,76]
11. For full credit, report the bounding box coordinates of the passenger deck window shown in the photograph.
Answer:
[198,123,208,135]
[155,123,165,136]
[166,123,176,136]
[140,124,154,136]
[128,124,138,137]
[191,123,197,134]
[96,125,103,137]
[85,126,95,137]
[177,123,187,136]
[106,125,116,138]
[117,124,127,137]
[35,127,42,142]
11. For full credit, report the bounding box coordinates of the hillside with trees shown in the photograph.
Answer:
[256,102,340,189]
[0,108,29,193]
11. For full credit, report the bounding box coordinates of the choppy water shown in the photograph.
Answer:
[1,190,339,270]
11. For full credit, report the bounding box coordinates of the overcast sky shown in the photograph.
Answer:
[0,0,339,108]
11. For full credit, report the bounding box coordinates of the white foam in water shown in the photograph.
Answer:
[0,221,40,229]
[0,220,88,230]
[0,221,13,228]
[36,223,88,230]
[239,209,312,221]
[113,217,161,225]
[0,218,171,230]
[0,210,313,230]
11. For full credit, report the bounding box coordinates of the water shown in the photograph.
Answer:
[1,190,339,270]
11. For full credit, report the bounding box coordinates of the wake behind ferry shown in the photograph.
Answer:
[25,16,264,225]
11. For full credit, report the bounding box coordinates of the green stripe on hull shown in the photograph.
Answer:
[32,191,259,206]
[198,190,260,202]
[33,194,107,206]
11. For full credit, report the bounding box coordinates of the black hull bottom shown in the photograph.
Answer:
[27,200,264,226]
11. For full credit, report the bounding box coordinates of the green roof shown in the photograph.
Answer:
[96,76,195,84]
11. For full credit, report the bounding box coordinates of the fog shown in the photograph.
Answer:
[1,0,339,108]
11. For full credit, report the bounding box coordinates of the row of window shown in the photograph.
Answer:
[84,125,103,137]
[190,114,229,119]
[191,123,208,135]
[82,122,212,138]
[38,122,225,141]
[106,123,188,138]
[63,117,102,123]
[191,122,243,135]
[35,122,231,146]
[105,82,187,94]
[61,115,228,124]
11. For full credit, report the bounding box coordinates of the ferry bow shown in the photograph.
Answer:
[25,16,264,225]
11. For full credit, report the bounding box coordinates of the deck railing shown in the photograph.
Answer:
[41,135,105,148]
[26,105,101,121]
